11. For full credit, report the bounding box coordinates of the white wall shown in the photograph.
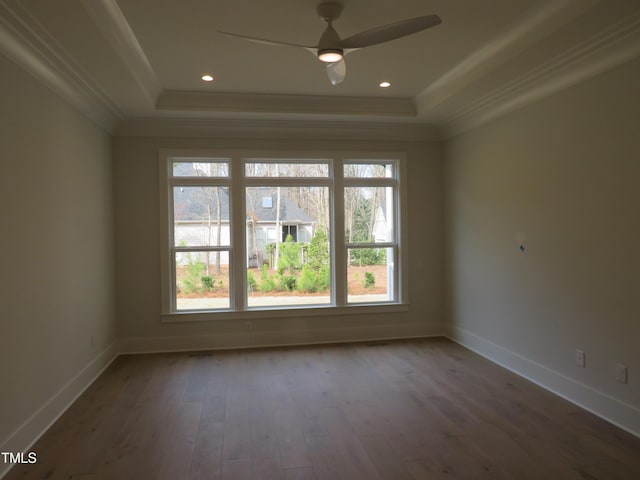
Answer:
[0,54,116,462]
[113,137,444,349]
[445,57,640,434]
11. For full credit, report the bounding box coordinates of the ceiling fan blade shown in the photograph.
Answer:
[339,14,441,49]
[219,31,316,52]
[326,59,346,85]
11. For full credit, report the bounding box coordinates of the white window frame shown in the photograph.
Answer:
[342,159,399,304]
[159,149,409,322]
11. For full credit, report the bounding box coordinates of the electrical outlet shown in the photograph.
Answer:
[576,349,585,368]
[616,364,628,384]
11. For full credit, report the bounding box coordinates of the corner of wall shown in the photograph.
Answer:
[0,344,119,479]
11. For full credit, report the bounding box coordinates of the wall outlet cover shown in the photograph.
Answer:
[576,349,586,368]
[616,364,628,384]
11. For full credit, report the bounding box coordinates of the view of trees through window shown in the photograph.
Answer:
[246,184,331,307]
[166,157,398,311]
[344,162,395,304]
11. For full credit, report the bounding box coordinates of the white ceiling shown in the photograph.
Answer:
[1,0,639,136]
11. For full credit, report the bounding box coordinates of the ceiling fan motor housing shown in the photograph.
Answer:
[317,24,343,61]
[316,2,343,22]
[317,2,344,61]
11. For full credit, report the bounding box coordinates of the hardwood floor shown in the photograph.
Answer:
[5,338,640,479]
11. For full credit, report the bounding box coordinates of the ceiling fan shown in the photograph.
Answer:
[219,1,442,85]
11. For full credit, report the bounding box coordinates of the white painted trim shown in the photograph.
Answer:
[161,303,410,323]
[80,0,162,105]
[158,148,408,318]
[117,324,445,355]
[114,116,440,141]
[156,90,416,117]
[396,155,409,306]
[447,326,640,438]
[332,156,346,307]
[0,343,119,479]
[439,8,640,138]
[0,1,121,131]
[230,157,246,312]
[415,0,598,112]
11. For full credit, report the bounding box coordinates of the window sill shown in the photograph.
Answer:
[160,303,410,323]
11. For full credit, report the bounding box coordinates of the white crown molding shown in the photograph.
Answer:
[5,0,636,141]
[114,116,440,141]
[439,8,640,138]
[156,90,417,118]
[0,0,121,131]
[415,0,601,113]
[80,0,162,106]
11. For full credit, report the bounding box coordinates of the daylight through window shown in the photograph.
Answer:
[161,153,404,316]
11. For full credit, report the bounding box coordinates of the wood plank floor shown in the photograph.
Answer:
[5,338,640,479]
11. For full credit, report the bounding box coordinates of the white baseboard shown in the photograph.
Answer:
[447,326,640,438]
[0,343,119,479]
[118,322,446,354]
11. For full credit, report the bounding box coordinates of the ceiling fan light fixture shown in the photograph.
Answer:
[318,49,343,63]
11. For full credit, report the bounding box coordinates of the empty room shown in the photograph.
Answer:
[1,0,639,478]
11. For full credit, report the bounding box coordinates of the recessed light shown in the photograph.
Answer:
[201,74,214,82]
[379,81,391,88]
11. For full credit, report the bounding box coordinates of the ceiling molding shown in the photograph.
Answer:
[114,117,439,142]
[80,0,162,106]
[156,90,417,118]
[0,0,121,131]
[415,0,600,113]
[440,9,640,139]
[4,0,636,140]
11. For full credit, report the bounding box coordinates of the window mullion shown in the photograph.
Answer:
[159,155,173,314]
[243,177,330,188]
[333,157,346,307]
[175,246,230,253]
[397,156,408,304]
[230,156,246,311]
[343,178,396,188]
[346,242,395,249]
[169,178,230,188]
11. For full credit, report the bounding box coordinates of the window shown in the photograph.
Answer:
[165,158,231,311]
[160,151,406,318]
[282,225,297,242]
[344,161,396,303]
